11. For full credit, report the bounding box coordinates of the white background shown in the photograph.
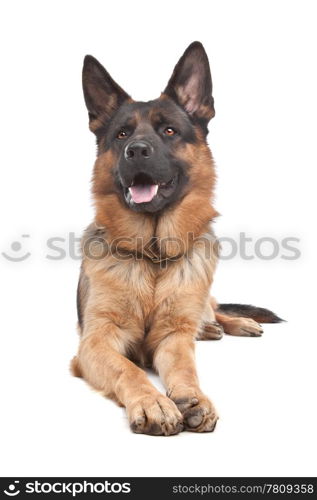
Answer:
[0,0,316,477]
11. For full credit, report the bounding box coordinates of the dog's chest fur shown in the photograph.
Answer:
[79,224,217,337]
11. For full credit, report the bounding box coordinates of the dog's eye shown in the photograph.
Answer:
[117,130,128,139]
[164,127,177,136]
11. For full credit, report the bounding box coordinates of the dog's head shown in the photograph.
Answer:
[83,42,215,214]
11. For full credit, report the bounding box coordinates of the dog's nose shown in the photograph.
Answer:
[124,141,154,161]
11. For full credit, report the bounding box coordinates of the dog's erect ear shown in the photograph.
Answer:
[82,55,130,133]
[163,42,215,123]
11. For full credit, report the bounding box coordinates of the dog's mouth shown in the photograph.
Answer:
[123,172,177,205]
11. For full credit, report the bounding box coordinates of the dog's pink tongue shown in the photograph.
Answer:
[129,184,158,203]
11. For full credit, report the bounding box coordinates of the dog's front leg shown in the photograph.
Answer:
[75,321,183,436]
[150,324,218,433]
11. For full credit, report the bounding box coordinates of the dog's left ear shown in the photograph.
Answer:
[163,41,215,123]
[82,55,130,134]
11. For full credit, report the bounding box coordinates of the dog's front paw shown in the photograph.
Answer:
[169,387,218,432]
[127,393,184,436]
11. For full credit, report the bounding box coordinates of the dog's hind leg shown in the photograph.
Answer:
[214,302,283,337]
[215,312,264,337]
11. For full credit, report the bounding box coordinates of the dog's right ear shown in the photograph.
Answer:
[163,42,215,125]
[82,55,130,134]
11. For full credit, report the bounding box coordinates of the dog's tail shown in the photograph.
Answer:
[216,303,284,323]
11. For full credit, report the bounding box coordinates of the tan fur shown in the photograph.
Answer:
[72,130,221,434]
[215,312,263,337]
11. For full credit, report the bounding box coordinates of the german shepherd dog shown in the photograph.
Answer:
[71,42,281,435]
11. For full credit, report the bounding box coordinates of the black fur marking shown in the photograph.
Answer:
[101,98,197,152]
[76,279,82,327]
[217,304,284,323]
